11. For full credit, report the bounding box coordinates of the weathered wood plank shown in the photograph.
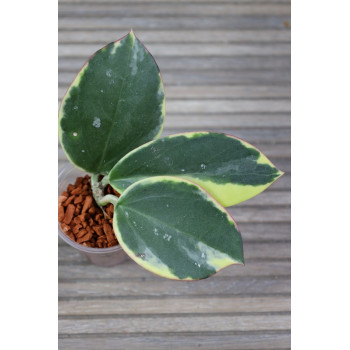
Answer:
[58,333,290,350]
[59,295,290,315]
[59,314,290,334]
[58,334,288,350]
[165,100,290,113]
[59,30,290,44]
[59,43,290,58]
[59,258,290,279]
[162,114,291,128]
[228,206,290,223]
[59,274,290,297]
[58,17,290,31]
[161,85,291,98]
[59,3,291,17]
[236,190,290,206]
[59,0,290,3]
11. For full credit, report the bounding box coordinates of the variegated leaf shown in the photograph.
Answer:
[58,31,165,175]
[113,176,244,280]
[108,132,283,207]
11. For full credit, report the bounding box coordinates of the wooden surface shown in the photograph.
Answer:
[58,0,291,349]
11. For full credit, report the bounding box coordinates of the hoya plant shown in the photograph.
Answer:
[59,31,283,280]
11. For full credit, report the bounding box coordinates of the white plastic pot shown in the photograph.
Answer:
[58,163,128,267]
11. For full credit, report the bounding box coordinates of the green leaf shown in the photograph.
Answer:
[113,176,244,280]
[58,31,165,175]
[108,132,283,207]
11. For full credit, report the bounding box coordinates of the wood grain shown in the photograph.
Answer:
[59,259,290,279]
[59,43,290,58]
[59,3,291,17]
[59,29,290,44]
[59,314,290,333]
[59,0,290,3]
[59,16,290,31]
[59,296,290,315]
[58,333,291,350]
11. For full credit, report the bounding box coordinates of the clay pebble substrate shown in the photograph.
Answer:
[58,174,120,248]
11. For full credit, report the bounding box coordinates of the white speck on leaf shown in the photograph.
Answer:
[73,105,78,110]
[81,150,85,153]
[73,132,78,137]
[180,169,185,172]
[100,89,104,93]
[106,69,112,77]
[201,252,205,258]
[153,228,159,236]
[163,233,172,241]
[93,117,101,128]
[201,163,206,170]
[125,211,129,218]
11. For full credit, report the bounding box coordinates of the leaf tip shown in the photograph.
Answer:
[129,28,136,38]
[276,168,285,179]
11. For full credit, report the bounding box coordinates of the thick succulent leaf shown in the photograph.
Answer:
[58,31,165,175]
[108,132,283,207]
[113,176,244,280]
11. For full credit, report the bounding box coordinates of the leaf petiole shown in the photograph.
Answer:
[91,174,118,216]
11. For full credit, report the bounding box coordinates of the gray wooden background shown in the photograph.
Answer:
[58,0,291,349]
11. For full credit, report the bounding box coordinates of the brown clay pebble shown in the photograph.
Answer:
[62,196,74,207]
[88,207,96,215]
[73,217,81,225]
[93,226,104,236]
[67,184,75,193]
[71,186,83,195]
[58,195,67,204]
[103,222,116,244]
[60,223,70,233]
[58,205,65,222]
[58,175,120,249]
[63,204,75,224]
[77,231,93,244]
[82,196,93,214]
[67,232,76,241]
[72,225,82,234]
[75,177,84,186]
[105,204,114,217]
[76,229,87,239]
[74,195,83,204]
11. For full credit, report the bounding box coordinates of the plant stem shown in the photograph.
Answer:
[90,174,119,216]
